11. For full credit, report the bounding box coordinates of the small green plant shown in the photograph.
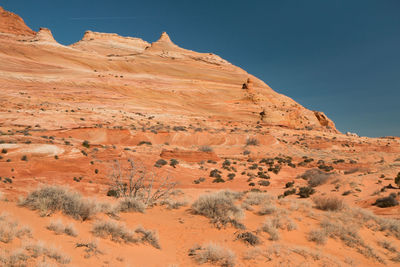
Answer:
[246,138,259,146]
[170,158,179,168]
[373,193,398,208]
[298,186,315,198]
[395,172,400,188]
[1,149,7,154]
[199,146,213,152]
[21,155,28,161]
[82,140,90,148]
[154,159,168,168]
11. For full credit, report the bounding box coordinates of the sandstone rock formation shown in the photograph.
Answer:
[0,6,337,134]
[0,6,35,36]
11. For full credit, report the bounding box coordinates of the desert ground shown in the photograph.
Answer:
[0,6,400,267]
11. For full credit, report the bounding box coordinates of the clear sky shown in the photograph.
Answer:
[2,0,399,137]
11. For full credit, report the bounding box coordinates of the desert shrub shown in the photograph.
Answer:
[0,250,29,266]
[243,192,272,206]
[283,188,296,197]
[235,231,260,246]
[1,149,7,154]
[318,164,334,172]
[191,191,243,228]
[285,181,294,188]
[193,177,206,184]
[260,220,280,241]
[154,159,168,168]
[227,173,235,180]
[189,243,236,267]
[21,155,28,161]
[0,213,31,243]
[199,146,213,152]
[298,186,315,198]
[210,169,222,178]
[258,180,270,186]
[298,169,333,187]
[47,220,77,237]
[268,165,281,174]
[258,203,277,215]
[213,177,225,183]
[246,138,259,146]
[160,199,188,209]
[82,140,90,148]
[170,159,179,168]
[24,241,71,264]
[313,196,345,211]
[20,186,97,220]
[373,193,399,208]
[117,198,147,213]
[92,220,160,248]
[308,229,327,244]
[107,159,177,206]
[395,172,400,188]
[378,239,397,253]
[137,141,152,146]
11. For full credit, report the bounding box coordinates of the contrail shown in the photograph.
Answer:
[69,16,148,21]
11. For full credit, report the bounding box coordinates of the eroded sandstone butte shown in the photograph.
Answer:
[0,6,336,132]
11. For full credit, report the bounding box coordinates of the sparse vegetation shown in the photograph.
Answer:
[82,140,90,148]
[107,159,177,206]
[199,146,213,152]
[20,186,97,220]
[0,213,31,243]
[189,243,236,267]
[235,231,261,246]
[246,138,259,146]
[395,172,400,188]
[298,186,315,198]
[47,219,78,237]
[92,220,160,249]
[313,196,345,211]
[298,168,333,187]
[191,190,243,228]
[373,193,399,208]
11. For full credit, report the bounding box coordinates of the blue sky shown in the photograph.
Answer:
[2,0,399,137]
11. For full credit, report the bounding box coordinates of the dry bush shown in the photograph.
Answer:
[313,196,345,211]
[392,253,400,262]
[20,186,97,220]
[260,220,280,241]
[298,169,333,187]
[373,193,398,208]
[246,138,259,146]
[189,243,236,267]
[235,231,261,246]
[378,239,397,253]
[191,190,244,229]
[319,219,361,247]
[348,207,400,239]
[160,198,188,209]
[92,220,160,249]
[308,229,327,244]
[107,159,177,206]
[198,146,213,152]
[76,240,102,258]
[24,241,71,264]
[117,197,147,213]
[47,220,77,237]
[0,213,31,243]
[243,191,272,206]
[258,202,278,215]
[0,249,28,267]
